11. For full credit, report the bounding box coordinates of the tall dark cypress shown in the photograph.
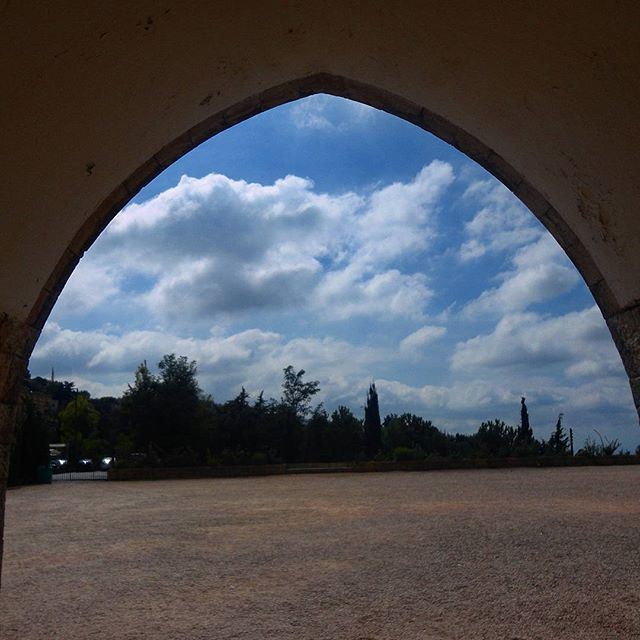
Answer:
[519,396,533,443]
[569,427,574,456]
[549,413,569,455]
[364,382,382,458]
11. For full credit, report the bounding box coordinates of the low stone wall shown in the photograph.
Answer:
[352,456,640,473]
[108,464,288,481]
[107,456,640,481]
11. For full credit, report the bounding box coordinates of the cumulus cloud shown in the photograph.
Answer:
[451,306,622,375]
[375,378,521,415]
[53,261,121,316]
[31,322,388,406]
[462,235,580,317]
[313,161,454,319]
[70,162,454,326]
[399,325,447,354]
[289,94,377,131]
[458,179,541,262]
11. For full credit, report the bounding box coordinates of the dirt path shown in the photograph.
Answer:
[1,467,639,639]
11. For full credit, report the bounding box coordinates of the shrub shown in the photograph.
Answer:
[577,432,621,457]
[249,452,269,465]
[393,446,425,461]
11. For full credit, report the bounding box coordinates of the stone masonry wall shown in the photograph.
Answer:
[0,313,39,588]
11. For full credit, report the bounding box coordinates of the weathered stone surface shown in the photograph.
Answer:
[0,354,23,401]
[589,278,620,320]
[607,305,640,380]
[69,183,131,257]
[482,152,524,194]
[0,313,39,359]
[0,314,35,400]
[0,405,18,444]
[123,155,163,198]
[0,313,38,588]
[0,442,11,482]
[154,130,194,169]
[629,376,640,419]
[0,478,5,589]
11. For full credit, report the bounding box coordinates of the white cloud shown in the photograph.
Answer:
[313,161,454,319]
[289,94,377,131]
[66,162,454,327]
[400,325,447,354]
[451,306,622,374]
[53,261,121,315]
[458,179,541,262]
[315,268,432,321]
[31,322,389,407]
[462,235,580,317]
[354,162,452,265]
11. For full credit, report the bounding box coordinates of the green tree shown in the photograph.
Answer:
[328,406,363,461]
[304,405,331,461]
[547,413,569,455]
[279,366,320,462]
[91,396,122,456]
[474,419,517,457]
[122,355,206,458]
[363,382,382,458]
[281,366,320,418]
[382,413,440,455]
[8,395,50,486]
[121,360,159,450]
[59,393,101,466]
[517,397,533,443]
[154,354,204,454]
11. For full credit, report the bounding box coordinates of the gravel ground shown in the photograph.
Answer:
[1,466,639,640]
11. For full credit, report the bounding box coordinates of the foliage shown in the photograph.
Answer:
[392,446,425,461]
[281,366,320,418]
[382,413,449,456]
[27,355,637,470]
[546,413,570,456]
[122,355,207,458]
[328,406,363,461]
[517,397,534,444]
[474,419,517,457]
[59,393,102,467]
[577,431,621,457]
[8,395,50,486]
[363,382,382,458]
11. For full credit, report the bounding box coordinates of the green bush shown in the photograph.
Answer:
[249,452,269,465]
[393,446,425,461]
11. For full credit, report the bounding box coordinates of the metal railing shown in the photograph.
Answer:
[52,469,108,481]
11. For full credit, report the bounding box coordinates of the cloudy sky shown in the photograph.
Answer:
[30,95,639,449]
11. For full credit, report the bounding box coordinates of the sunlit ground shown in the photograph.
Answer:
[2,467,639,639]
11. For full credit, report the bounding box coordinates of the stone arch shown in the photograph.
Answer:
[26,74,615,336]
[2,3,640,586]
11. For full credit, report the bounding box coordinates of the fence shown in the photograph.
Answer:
[52,469,108,481]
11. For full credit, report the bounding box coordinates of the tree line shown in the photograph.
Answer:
[9,353,635,483]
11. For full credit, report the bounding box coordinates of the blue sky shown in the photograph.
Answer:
[30,95,639,449]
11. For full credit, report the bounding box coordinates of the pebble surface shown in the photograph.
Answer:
[1,466,639,639]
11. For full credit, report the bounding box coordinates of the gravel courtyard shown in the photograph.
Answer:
[1,467,639,639]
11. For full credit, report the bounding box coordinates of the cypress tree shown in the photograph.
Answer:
[518,396,533,443]
[364,382,382,458]
[548,413,569,455]
[569,427,574,456]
